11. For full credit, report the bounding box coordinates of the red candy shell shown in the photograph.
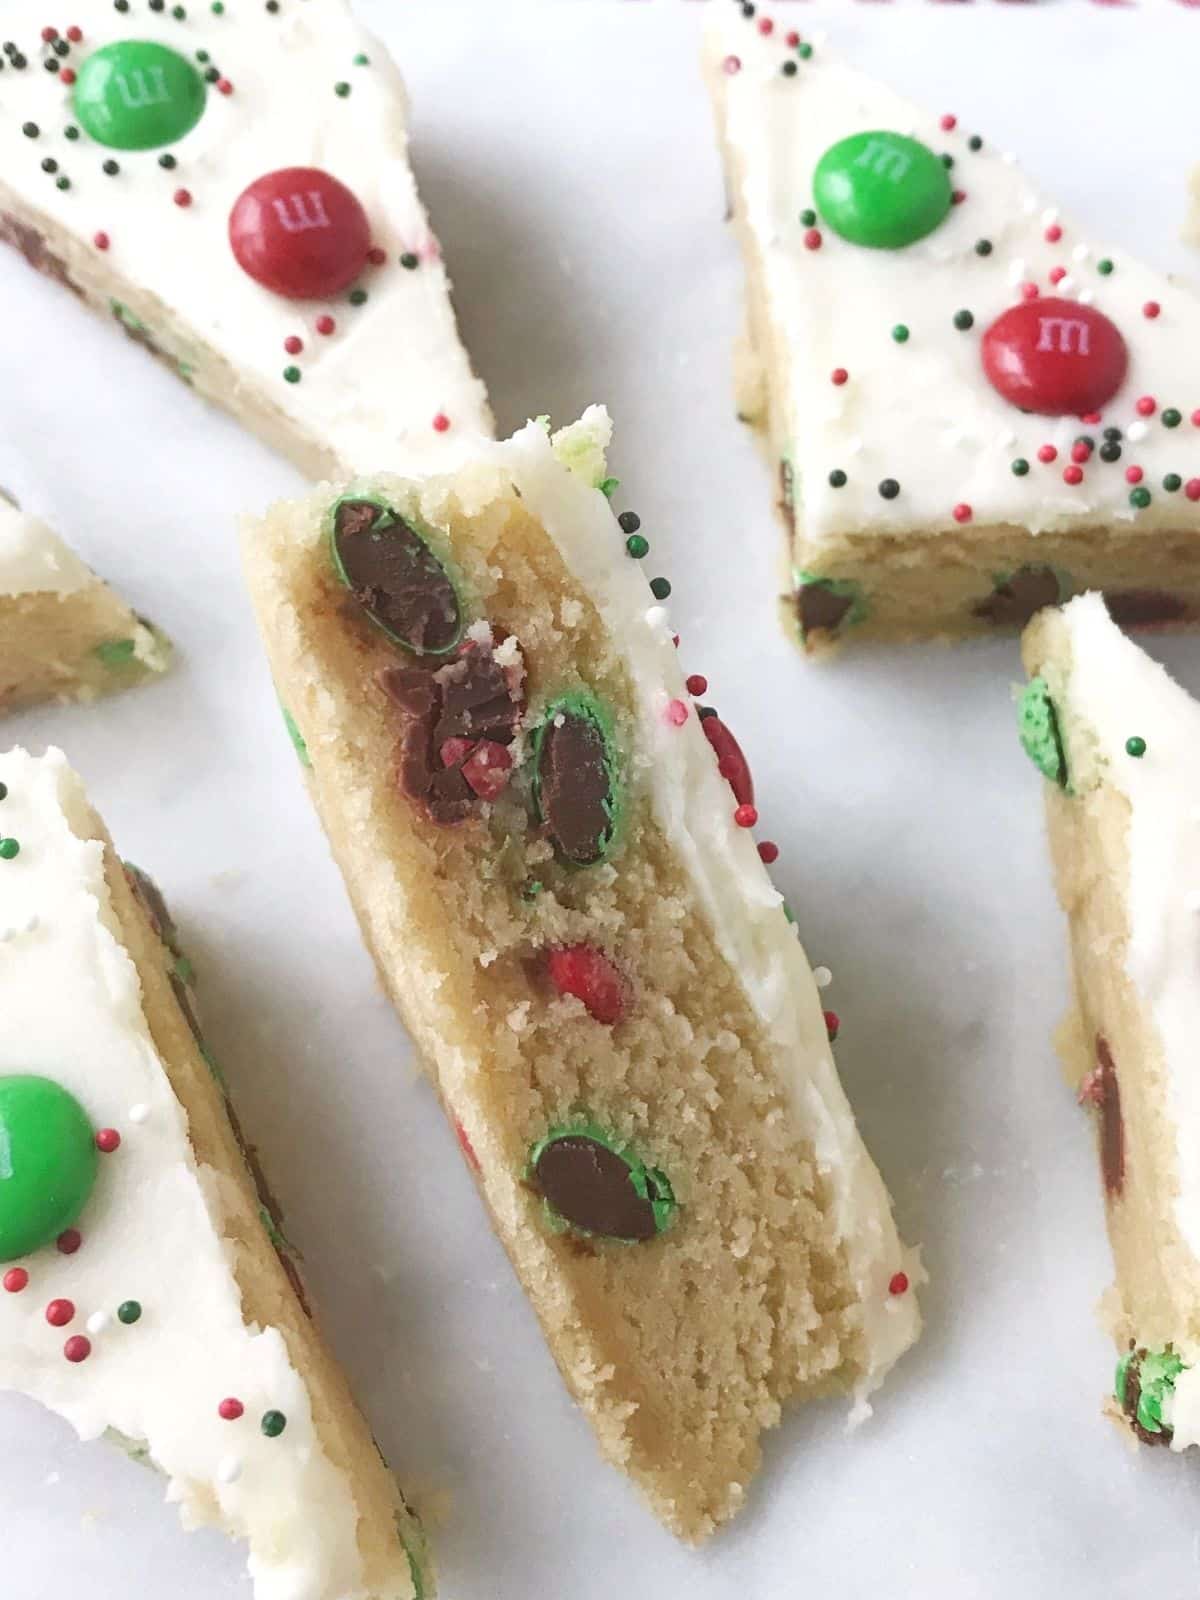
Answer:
[228,167,370,301]
[701,715,754,807]
[981,298,1128,417]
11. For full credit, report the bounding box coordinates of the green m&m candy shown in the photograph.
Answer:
[74,41,206,151]
[0,1075,98,1261]
[813,131,952,250]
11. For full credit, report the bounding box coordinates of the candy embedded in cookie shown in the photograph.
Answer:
[528,1125,676,1242]
[973,565,1067,628]
[531,692,620,866]
[1116,1347,1185,1445]
[1017,676,1068,789]
[330,495,464,656]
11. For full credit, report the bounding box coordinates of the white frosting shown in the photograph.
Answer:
[473,412,920,1396]
[0,750,370,1600]
[707,11,1200,539]
[0,2,490,473]
[0,499,94,596]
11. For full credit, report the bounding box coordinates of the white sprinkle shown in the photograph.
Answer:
[1006,257,1028,287]
[813,966,833,989]
[1127,420,1150,443]
[1056,275,1077,298]
[86,1311,110,1336]
[998,430,1018,450]
[217,1456,243,1485]
[645,605,669,630]
[1041,206,1060,228]
[1072,243,1090,263]
[1020,191,1039,217]
[1078,290,1095,306]
[129,1103,149,1125]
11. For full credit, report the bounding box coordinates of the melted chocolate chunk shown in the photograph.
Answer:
[1103,590,1193,629]
[972,565,1061,626]
[332,499,461,654]
[533,1135,660,1241]
[0,211,81,297]
[778,460,796,535]
[536,707,615,866]
[797,582,853,637]
[1096,1036,1125,1198]
[125,862,180,956]
[380,646,522,826]
[224,1099,313,1319]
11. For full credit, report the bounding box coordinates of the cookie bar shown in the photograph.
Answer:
[0,748,430,1599]
[0,2,490,478]
[0,492,169,711]
[241,408,922,1541]
[705,7,1200,654]
[1019,594,1200,1453]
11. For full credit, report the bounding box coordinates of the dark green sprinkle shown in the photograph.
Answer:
[115,1,130,10]
[41,157,57,173]
[1097,258,1114,276]
[354,52,370,65]
[781,60,797,77]
[1165,474,1182,493]
[203,65,219,82]
[0,782,8,802]
[617,511,641,534]
[266,0,281,10]
[261,1410,287,1437]
[799,208,816,227]
[117,1300,142,1325]
[103,159,119,175]
[150,0,164,10]
[953,309,974,331]
[196,48,210,62]
[334,80,351,97]
[941,154,954,169]
[399,251,419,270]
[879,479,900,500]
[159,153,177,169]
[828,469,847,488]
[1011,458,1029,477]
[0,839,20,860]
[798,41,812,58]
[625,534,648,559]
[968,135,983,151]
[44,57,60,72]
[1099,442,1121,463]
[283,365,301,384]
[650,577,672,600]
[53,39,69,57]
[974,238,992,256]
[21,121,38,138]
[1130,487,1151,510]
[1103,426,1122,442]
[212,1,225,11]
[1126,736,1147,758]
[1163,408,1182,428]
[55,175,70,191]
[1075,435,1095,452]
[348,288,367,306]
[891,324,909,344]
[172,4,187,16]
[65,125,80,140]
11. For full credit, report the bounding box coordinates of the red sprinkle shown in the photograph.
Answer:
[951,190,966,206]
[1125,465,1144,485]
[367,246,386,266]
[952,503,972,524]
[1144,301,1161,319]
[173,188,192,208]
[785,30,800,46]
[1063,465,1084,486]
[41,26,58,41]
[1187,480,1200,502]
[939,113,957,131]
[1037,444,1057,464]
[432,412,451,432]
[66,25,83,41]
[57,1229,81,1255]
[1070,441,1091,464]
[685,674,708,697]
[889,1271,910,1296]
[60,67,75,85]
[831,367,848,386]
[1048,266,1066,286]
[315,314,336,336]
[1020,282,1040,302]
[666,698,689,727]
[758,841,779,864]
[45,1299,75,1328]
[283,335,303,355]
[722,54,742,75]
[546,944,627,1026]
[93,231,110,251]
[824,1010,840,1042]
[63,1336,91,1364]
[218,1398,244,1421]
[734,803,758,829]
[1044,224,1063,243]
[461,741,513,800]
[1135,395,1156,417]
[216,77,233,95]
[3,1268,29,1294]
[454,1119,480,1172]
[1081,411,1103,425]
[757,16,774,33]
[803,228,822,251]
[95,1128,121,1154]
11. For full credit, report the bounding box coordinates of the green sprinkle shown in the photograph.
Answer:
[597,477,619,499]
[94,638,136,666]
[0,838,20,860]
[1097,258,1114,276]
[797,41,812,58]
[625,534,648,559]
[892,324,909,344]
[799,208,816,227]
[974,238,993,256]
[953,309,974,331]
[968,135,983,152]
[283,365,301,384]
[55,175,70,191]
[211,1,225,11]
[1163,408,1182,428]
[261,1410,287,1437]
[828,469,847,488]
[334,80,351,97]
[172,3,186,16]
[1126,736,1147,758]
[117,1300,142,1325]
[348,288,367,306]
[0,783,7,801]
[1129,486,1151,510]
[1011,458,1030,477]
[353,52,370,65]
[649,577,671,601]
[1165,473,1182,493]
[399,251,419,270]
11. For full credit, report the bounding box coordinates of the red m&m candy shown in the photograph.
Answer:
[228,168,371,300]
[981,298,1128,416]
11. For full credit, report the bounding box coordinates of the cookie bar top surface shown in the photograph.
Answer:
[706,8,1200,541]
[0,497,94,595]
[0,749,367,1600]
[0,0,490,471]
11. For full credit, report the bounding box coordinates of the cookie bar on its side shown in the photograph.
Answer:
[0,748,430,1600]
[1020,594,1200,1452]
[241,408,922,1541]
[0,2,490,478]
[0,494,169,711]
[705,8,1200,654]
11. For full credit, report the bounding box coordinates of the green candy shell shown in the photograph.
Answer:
[1018,677,1068,789]
[0,1075,98,1262]
[814,131,952,250]
[74,41,206,152]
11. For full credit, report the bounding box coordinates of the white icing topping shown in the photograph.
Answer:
[0,3,490,473]
[706,12,1200,539]
[460,413,920,1396]
[0,750,368,1600]
[0,499,94,596]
